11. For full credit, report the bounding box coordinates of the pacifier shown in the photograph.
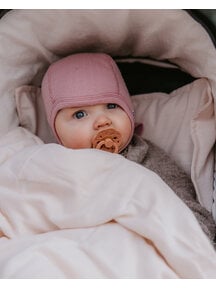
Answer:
[92,128,122,153]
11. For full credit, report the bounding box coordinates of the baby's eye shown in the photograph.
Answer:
[107,103,119,109]
[73,110,87,119]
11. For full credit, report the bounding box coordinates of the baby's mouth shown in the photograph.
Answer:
[92,128,122,153]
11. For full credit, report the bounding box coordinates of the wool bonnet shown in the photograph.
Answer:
[41,53,135,141]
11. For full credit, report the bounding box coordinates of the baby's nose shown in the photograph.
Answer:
[94,115,112,130]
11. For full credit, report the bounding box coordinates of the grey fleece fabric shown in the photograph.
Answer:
[122,135,216,246]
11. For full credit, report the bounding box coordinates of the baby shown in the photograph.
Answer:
[41,52,216,244]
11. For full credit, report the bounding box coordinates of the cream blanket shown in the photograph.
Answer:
[0,127,216,278]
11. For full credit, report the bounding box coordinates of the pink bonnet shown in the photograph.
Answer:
[41,53,135,141]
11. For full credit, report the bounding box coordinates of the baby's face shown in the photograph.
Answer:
[54,103,132,152]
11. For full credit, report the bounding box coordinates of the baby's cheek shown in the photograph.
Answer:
[69,136,92,149]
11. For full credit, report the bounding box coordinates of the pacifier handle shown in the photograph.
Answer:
[95,138,119,153]
[92,128,122,153]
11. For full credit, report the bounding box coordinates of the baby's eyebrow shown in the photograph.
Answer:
[71,106,88,111]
